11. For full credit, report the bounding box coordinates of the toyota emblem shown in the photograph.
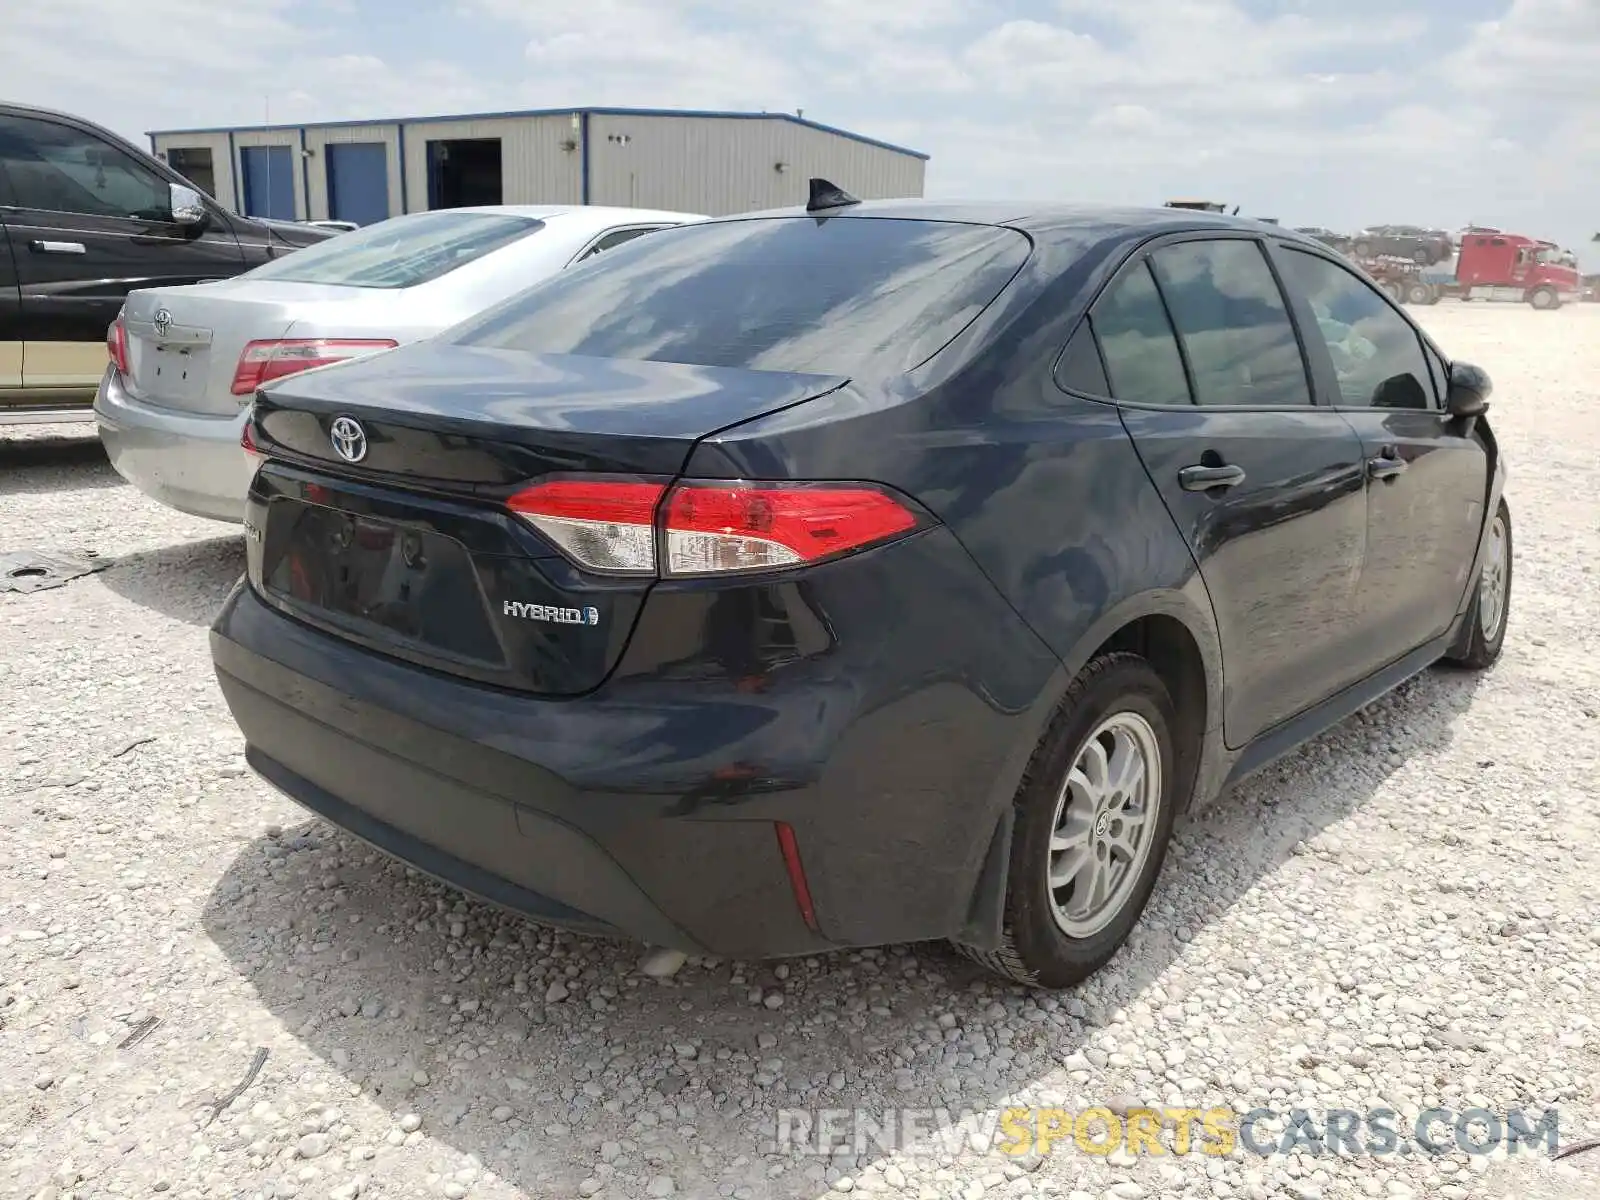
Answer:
[329,415,368,463]
[152,308,173,338]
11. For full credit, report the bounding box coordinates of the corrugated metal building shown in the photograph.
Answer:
[148,107,928,225]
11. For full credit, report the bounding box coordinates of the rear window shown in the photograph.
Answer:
[244,211,541,289]
[452,216,1031,377]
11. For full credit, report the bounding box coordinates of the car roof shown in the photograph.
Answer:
[708,197,1319,249]
[410,205,707,227]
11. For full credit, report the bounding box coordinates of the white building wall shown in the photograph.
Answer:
[584,114,925,216]
[303,124,403,221]
[399,115,582,211]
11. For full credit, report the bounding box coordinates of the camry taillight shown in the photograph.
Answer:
[506,479,923,577]
[107,316,130,374]
[230,338,398,396]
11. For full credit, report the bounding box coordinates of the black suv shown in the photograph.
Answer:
[1351,225,1454,265]
[0,103,332,425]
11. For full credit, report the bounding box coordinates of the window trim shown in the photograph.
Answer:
[1060,229,1322,413]
[0,112,196,227]
[1264,239,1444,414]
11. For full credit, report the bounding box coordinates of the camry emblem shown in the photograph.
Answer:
[152,308,173,337]
[329,415,368,463]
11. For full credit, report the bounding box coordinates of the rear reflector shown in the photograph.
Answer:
[107,316,130,375]
[774,821,818,931]
[230,338,398,396]
[505,478,922,577]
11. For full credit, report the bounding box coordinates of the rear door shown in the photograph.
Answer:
[1094,234,1371,747]
[0,111,245,395]
[1271,244,1488,672]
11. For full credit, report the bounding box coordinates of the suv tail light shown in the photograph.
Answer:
[107,316,130,374]
[507,479,923,577]
[230,338,398,396]
[240,417,263,468]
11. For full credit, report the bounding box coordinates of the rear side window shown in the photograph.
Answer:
[1092,262,1191,407]
[1149,240,1311,407]
[1275,249,1433,410]
[576,226,664,262]
[1055,324,1110,396]
[244,211,542,289]
[454,217,1030,377]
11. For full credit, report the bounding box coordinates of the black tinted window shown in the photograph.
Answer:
[1276,249,1433,410]
[1092,262,1191,406]
[1150,240,1310,407]
[1055,324,1109,396]
[0,116,171,220]
[578,226,662,261]
[455,217,1030,377]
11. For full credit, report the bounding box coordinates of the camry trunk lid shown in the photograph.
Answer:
[245,341,849,696]
[120,280,387,417]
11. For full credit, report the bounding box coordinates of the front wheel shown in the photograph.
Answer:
[1529,286,1560,310]
[955,653,1181,988]
[1444,498,1511,670]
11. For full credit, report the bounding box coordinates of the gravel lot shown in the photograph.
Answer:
[3,303,1598,1200]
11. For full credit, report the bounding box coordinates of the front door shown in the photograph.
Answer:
[1093,236,1371,747]
[1272,245,1489,671]
[0,112,246,398]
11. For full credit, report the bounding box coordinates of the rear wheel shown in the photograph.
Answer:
[1530,286,1560,310]
[1444,498,1511,670]
[1380,280,1404,303]
[1406,282,1432,305]
[1412,247,1432,265]
[956,653,1181,988]
[1353,240,1373,258]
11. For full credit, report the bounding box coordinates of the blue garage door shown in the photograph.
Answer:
[240,146,296,220]
[326,142,390,227]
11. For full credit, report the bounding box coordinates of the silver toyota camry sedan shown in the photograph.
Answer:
[95,204,705,521]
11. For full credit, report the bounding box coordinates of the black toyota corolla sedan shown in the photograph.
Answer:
[212,183,1510,988]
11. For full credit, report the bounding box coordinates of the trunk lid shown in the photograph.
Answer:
[120,280,381,416]
[246,342,849,695]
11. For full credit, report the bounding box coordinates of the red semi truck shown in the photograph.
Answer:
[1407,230,1583,309]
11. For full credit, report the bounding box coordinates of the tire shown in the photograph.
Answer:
[955,652,1182,988]
[1353,240,1373,258]
[1444,498,1511,670]
[1380,281,1404,303]
[1405,282,1432,305]
[1530,286,1560,310]
[1413,247,1432,265]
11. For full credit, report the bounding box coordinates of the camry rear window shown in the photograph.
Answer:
[452,217,1031,377]
[245,212,541,289]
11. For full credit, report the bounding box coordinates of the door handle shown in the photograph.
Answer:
[1368,448,1407,481]
[30,240,86,254]
[1178,464,1246,492]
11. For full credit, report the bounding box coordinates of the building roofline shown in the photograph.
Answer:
[147,105,930,161]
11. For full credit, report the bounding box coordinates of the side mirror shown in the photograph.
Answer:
[1445,360,1491,420]
[170,182,207,227]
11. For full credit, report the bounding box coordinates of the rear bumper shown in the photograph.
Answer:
[94,367,251,523]
[210,525,1063,957]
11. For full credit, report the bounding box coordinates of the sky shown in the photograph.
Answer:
[5,0,1598,267]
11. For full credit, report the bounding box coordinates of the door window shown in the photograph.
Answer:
[1090,261,1191,407]
[1149,239,1311,407]
[0,116,172,221]
[1275,248,1433,410]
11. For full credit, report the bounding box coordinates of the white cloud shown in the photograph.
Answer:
[1,0,1596,264]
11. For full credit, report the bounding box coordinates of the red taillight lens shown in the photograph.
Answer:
[507,480,666,574]
[230,338,398,396]
[107,316,130,374]
[663,483,917,575]
[240,418,262,464]
[505,478,921,577]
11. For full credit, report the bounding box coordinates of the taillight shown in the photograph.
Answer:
[230,338,398,396]
[107,316,130,374]
[240,418,263,467]
[506,478,923,577]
